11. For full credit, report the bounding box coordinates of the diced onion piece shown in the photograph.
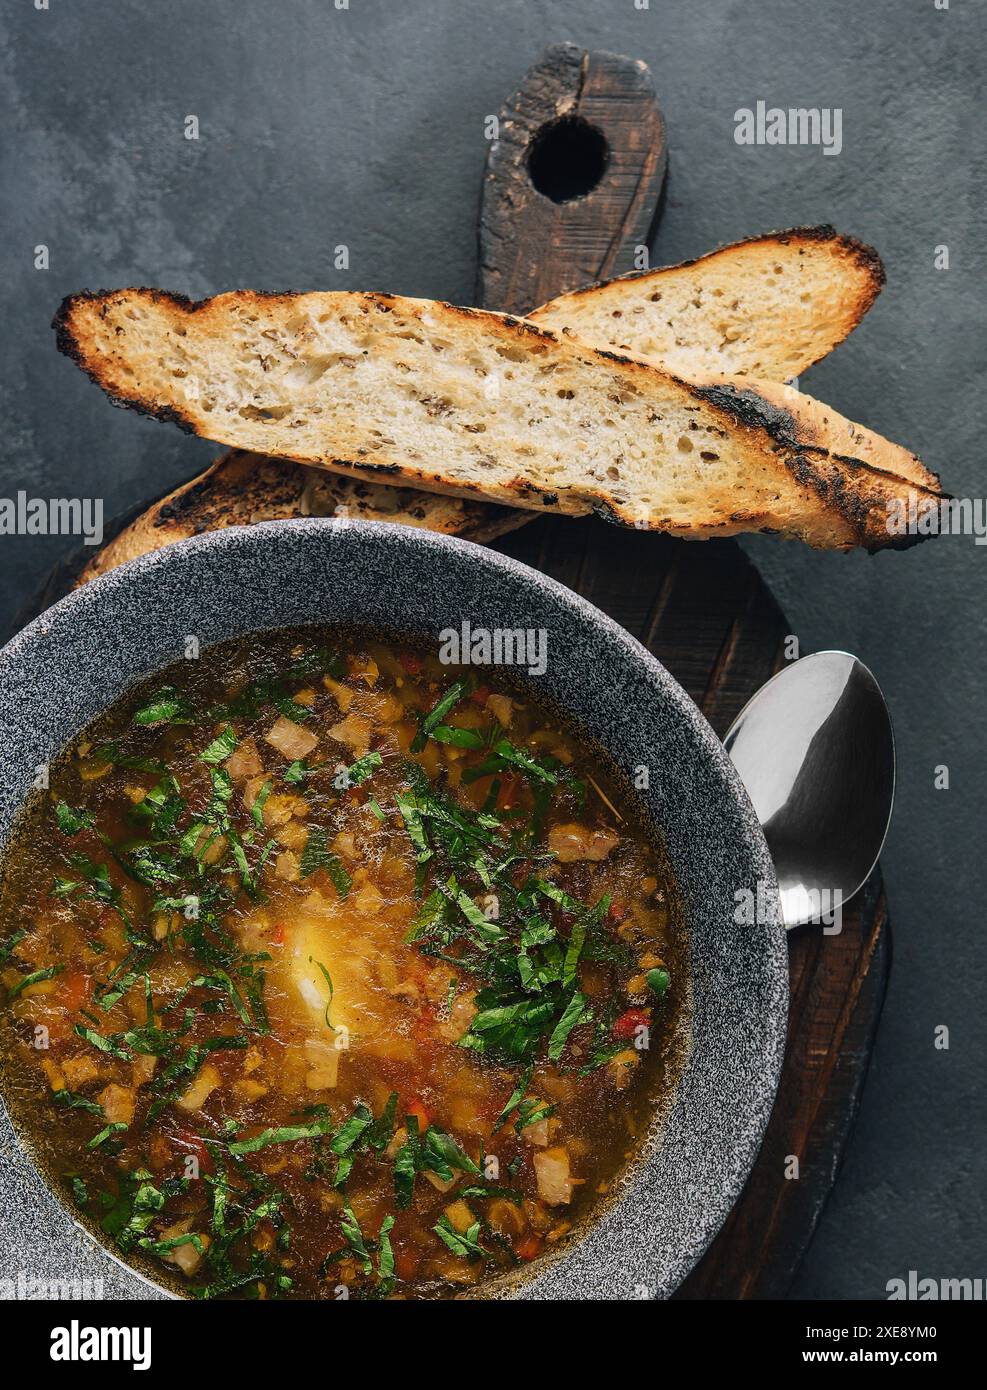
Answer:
[488,1198,527,1237]
[520,1105,552,1148]
[258,791,302,828]
[323,675,354,711]
[533,1146,574,1206]
[348,655,379,687]
[62,1054,101,1089]
[276,819,309,851]
[437,991,477,1043]
[363,689,403,723]
[99,1082,136,1126]
[607,1048,640,1090]
[235,1077,268,1101]
[159,1219,209,1276]
[385,1126,407,1161]
[198,831,228,866]
[486,693,514,728]
[275,850,300,882]
[424,1169,459,1194]
[443,1200,476,1234]
[304,1038,340,1090]
[328,713,373,756]
[265,716,319,761]
[79,757,113,781]
[226,737,262,782]
[42,1060,65,1092]
[175,1063,222,1113]
[353,879,383,917]
[131,1053,157,1087]
[297,976,325,1012]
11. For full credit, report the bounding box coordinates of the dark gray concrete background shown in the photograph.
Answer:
[1,0,984,1298]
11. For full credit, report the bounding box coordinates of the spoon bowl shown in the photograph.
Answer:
[724,651,895,929]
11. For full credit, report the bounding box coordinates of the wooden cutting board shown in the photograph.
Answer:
[16,42,891,1300]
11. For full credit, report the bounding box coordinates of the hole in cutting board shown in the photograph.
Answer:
[527,115,609,203]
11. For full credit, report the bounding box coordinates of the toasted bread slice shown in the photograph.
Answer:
[75,450,528,586]
[531,226,884,380]
[67,230,894,581]
[71,231,889,585]
[55,288,942,551]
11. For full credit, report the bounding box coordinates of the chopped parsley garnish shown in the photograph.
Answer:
[299,827,351,897]
[132,688,192,726]
[54,802,95,836]
[647,967,670,998]
[6,963,64,1001]
[229,1118,335,1156]
[0,929,26,967]
[52,1089,104,1117]
[342,751,383,786]
[199,726,238,765]
[433,1215,485,1260]
[410,679,470,753]
[250,777,273,829]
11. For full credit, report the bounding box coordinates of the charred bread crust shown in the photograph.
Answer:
[690,380,942,489]
[54,288,202,434]
[688,380,946,547]
[75,448,530,587]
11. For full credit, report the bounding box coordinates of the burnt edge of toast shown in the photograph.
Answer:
[53,289,205,434]
[693,382,943,489]
[691,381,945,550]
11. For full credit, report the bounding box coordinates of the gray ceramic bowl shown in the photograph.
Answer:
[0,518,786,1300]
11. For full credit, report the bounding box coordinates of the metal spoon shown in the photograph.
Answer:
[724,651,895,930]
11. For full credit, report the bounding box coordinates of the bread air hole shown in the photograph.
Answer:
[495,344,529,363]
[282,357,335,390]
[239,403,293,423]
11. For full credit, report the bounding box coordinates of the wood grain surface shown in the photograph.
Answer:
[477,41,667,314]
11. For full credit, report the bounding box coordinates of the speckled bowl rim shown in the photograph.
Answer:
[0,517,787,1301]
